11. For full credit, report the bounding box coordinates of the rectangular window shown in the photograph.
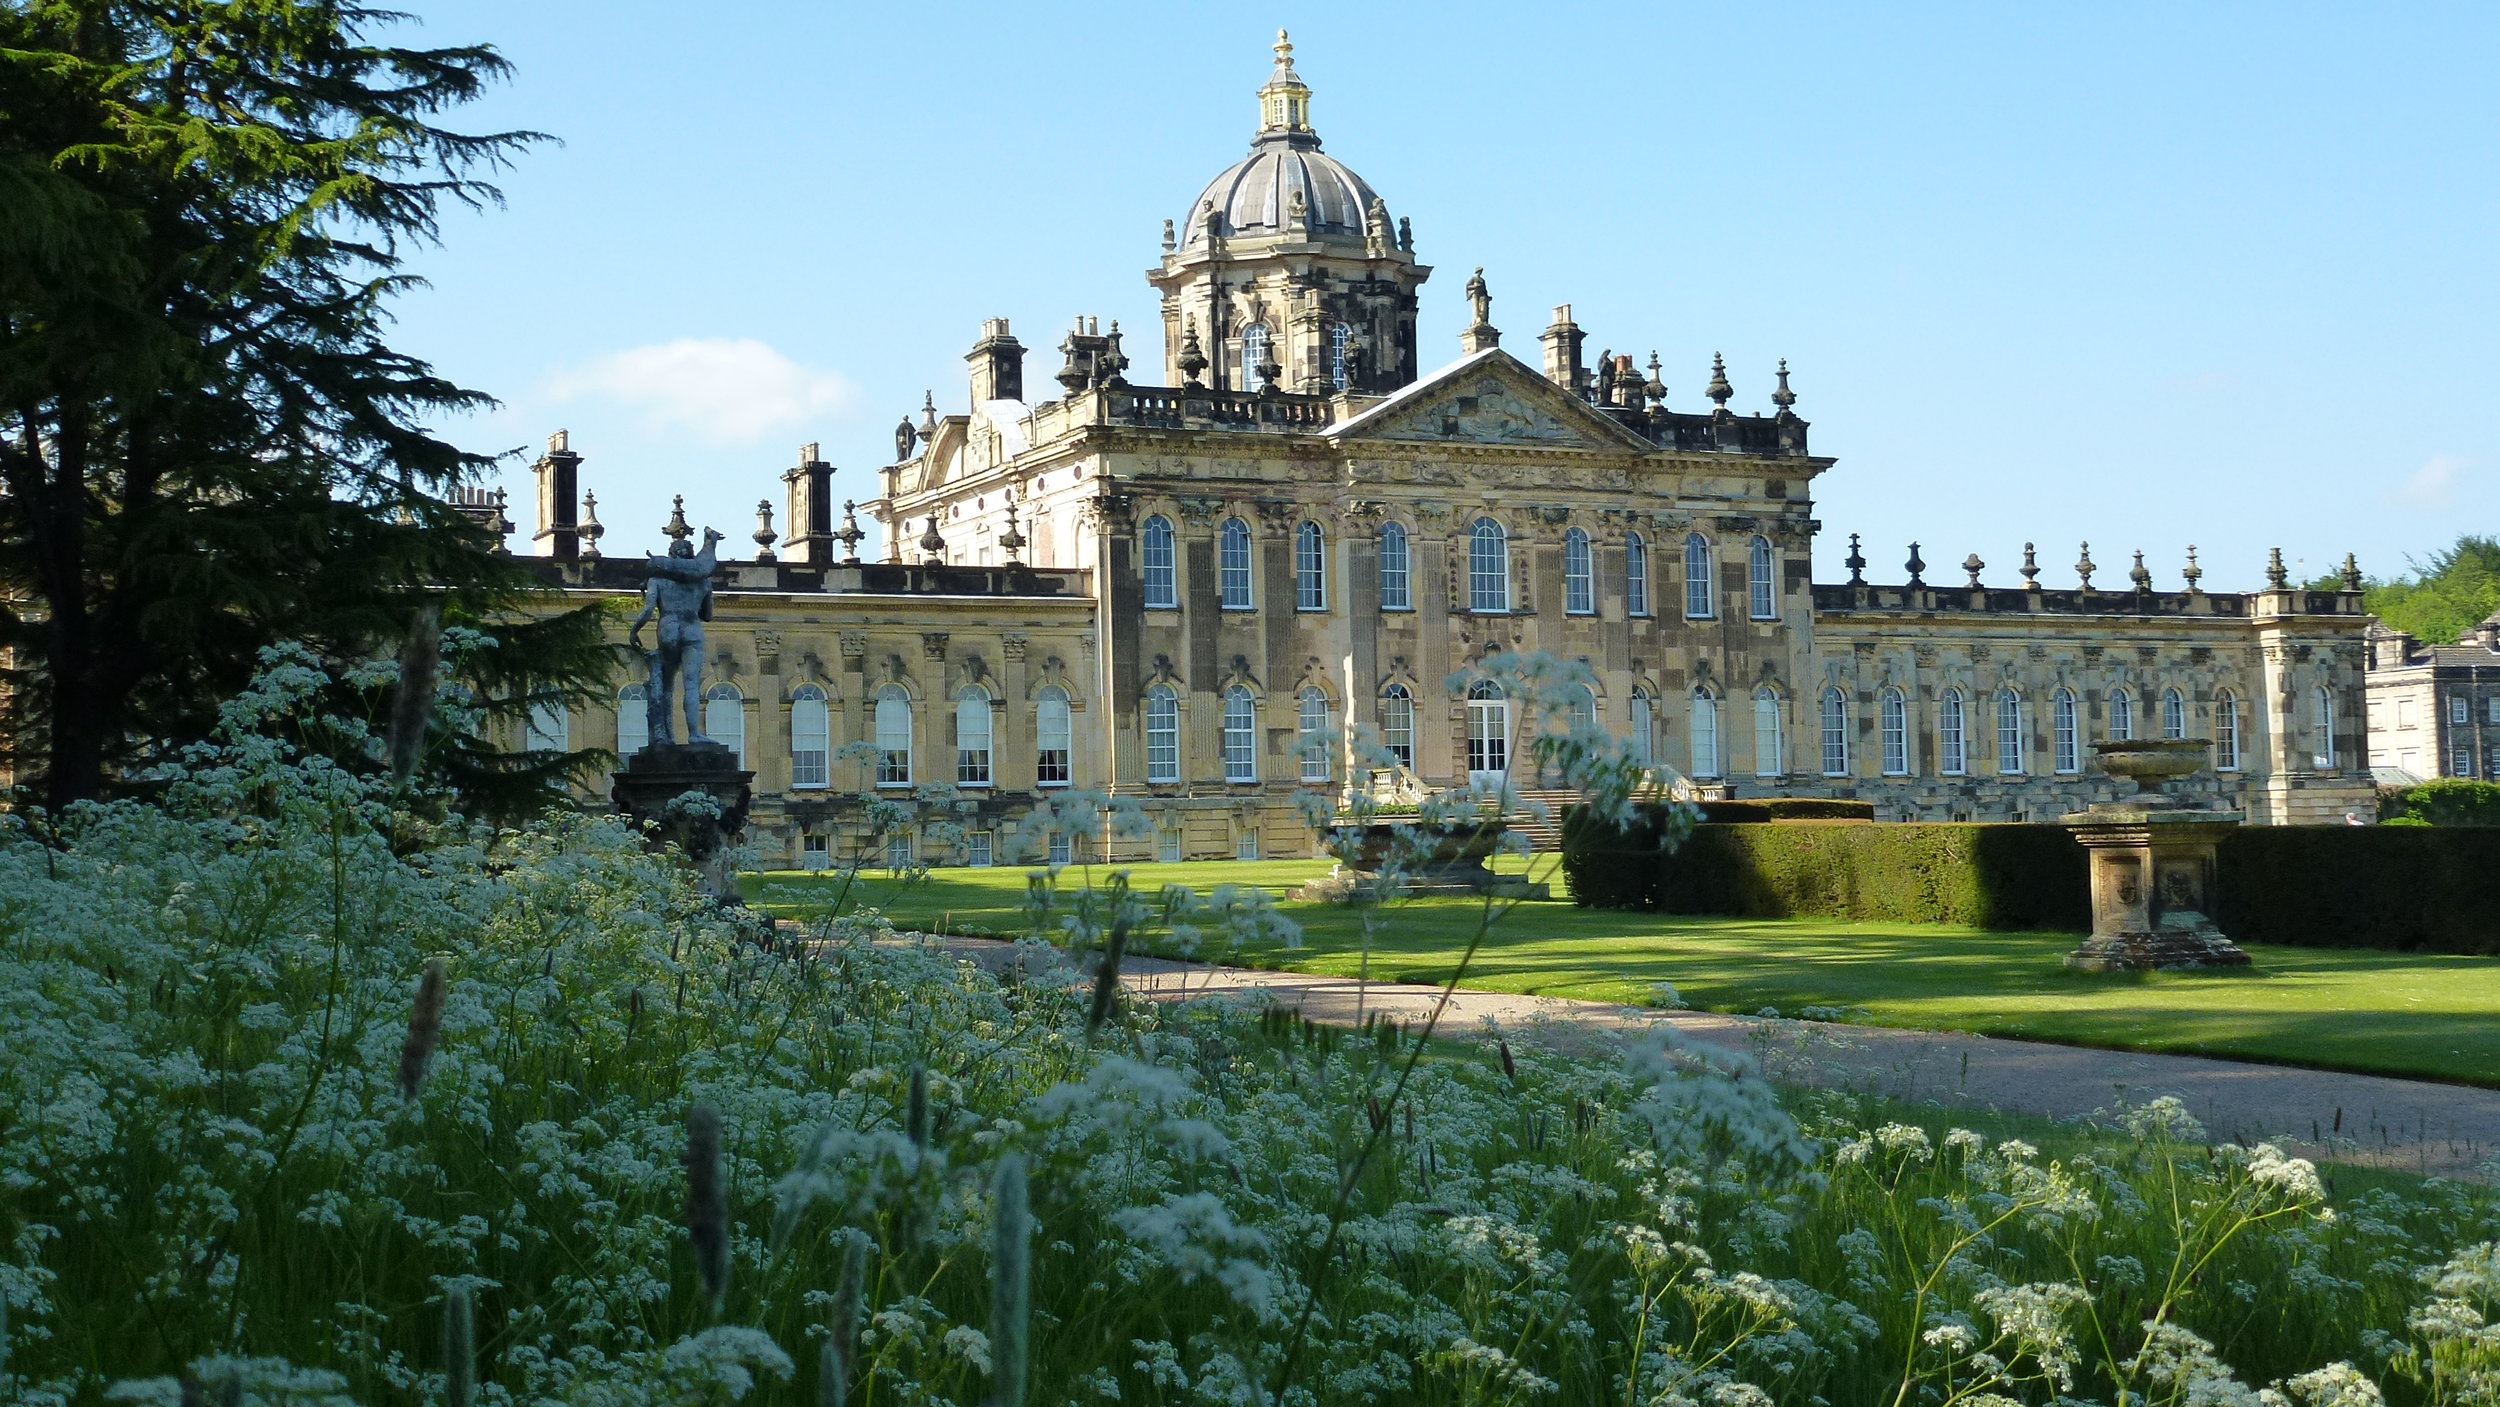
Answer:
[1564,535,1594,615]
[1048,831,1073,867]
[1380,528,1412,610]
[2454,696,2472,726]
[885,832,912,873]
[1159,830,1183,864]
[2398,697,2417,728]
[967,832,994,867]
[525,697,570,753]
[1627,537,1650,617]
[2455,741,2476,777]
[2488,697,2500,725]
[1220,524,1254,609]
[1685,542,1715,620]
[1235,828,1259,861]
[800,833,830,872]
[1296,527,1326,611]
[1997,698,2025,775]
[1940,699,1967,777]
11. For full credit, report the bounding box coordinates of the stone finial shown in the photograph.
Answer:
[1963,552,1985,588]
[1771,358,1797,413]
[2340,552,2363,591]
[1101,321,1129,387]
[2265,546,2288,589]
[1177,317,1209,387]
[1397,215,1413,252]
[1644,352,1666,407]
[834,500,865,563]
[664,495,691,543]
[918,390,938,435]
[1844,532,1866,587]
[1905,542,1926,587]
[2020,541,2041,587]
[2075,541,2095,591]
[1161,217,1176,253]
[752,500,778,562]
[1706,352,1733,410]
[579,491,604,562]
[919,514,946,566]
[2129,549,2151,592]
[1000,498,1027,565]
[2182,544,2201,590]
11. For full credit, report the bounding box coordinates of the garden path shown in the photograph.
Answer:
[919,935,2500,1179]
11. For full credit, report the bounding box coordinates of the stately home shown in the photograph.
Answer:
[507,35,2377,868]
[2364,612,2500,784]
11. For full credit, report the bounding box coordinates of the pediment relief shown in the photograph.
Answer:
[1333,352,1654,453]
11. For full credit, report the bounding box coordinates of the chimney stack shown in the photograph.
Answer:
[531,429,581,561]
[968,318,1025,404]
[780,442,837,563]
[1540,305,1585,393]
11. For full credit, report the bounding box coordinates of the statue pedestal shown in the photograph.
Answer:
[611,742,754,896]
[2059,806,2250,971]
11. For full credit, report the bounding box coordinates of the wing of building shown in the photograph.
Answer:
[2364,613,2500,785]
[507,33,2377,868]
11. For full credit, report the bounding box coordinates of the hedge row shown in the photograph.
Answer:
[1697,798,1877,823]
[1560,808,2089,931]
[2214,827,2500,954]
[1562,807,2500,953]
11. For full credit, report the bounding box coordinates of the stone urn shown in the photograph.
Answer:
[2060,739,2250,971]
[1297,814,1544,901]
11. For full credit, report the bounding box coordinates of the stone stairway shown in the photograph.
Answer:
[1502,788,1582,852]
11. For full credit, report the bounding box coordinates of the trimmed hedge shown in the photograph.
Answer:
[1698,798,1877,824]
[2214,827,2500,954]
[1562,807,2089,930]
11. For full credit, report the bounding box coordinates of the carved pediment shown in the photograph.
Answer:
[1331,350,1654,453]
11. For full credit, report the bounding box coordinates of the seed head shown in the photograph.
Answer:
[906,1064,929,1149]
[989,1155,1033,1407]
[685,1103,729,1312]
[444,1282,475,1407]
[399,958,448,1100]
[388,601,444,786]
[822,1231,870,1407]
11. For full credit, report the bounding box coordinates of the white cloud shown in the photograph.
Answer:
[2392,453,2474,509]
[543,338,857,444]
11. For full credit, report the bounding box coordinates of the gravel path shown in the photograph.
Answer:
[918,935,2500,1179]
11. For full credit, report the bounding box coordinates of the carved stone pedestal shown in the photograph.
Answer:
[610,742,754,896]
[2060,808,2250,971]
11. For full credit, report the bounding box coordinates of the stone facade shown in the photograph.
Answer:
[508,34,2377,866]
[2365,614,2500,783]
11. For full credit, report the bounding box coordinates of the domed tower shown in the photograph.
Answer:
[1148,32,1430,395]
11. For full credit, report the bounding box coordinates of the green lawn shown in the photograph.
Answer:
[746,858,2500,1087]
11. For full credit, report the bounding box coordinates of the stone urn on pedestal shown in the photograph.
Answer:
[2061,739,2250,971]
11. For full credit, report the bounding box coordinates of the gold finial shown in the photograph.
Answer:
[1273,28,1292,67]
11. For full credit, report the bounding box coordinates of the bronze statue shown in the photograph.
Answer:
[894,416,916,463]
[627,527,725,747]
[1465,266,1491,328]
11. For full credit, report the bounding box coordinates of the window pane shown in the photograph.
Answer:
[1940,690,1966,775]
[1241,324,1270,389]
[1749,537,1776,619]
[1753,690,1782,777]
[1881,690,1908,775]
[2054,689,2080,773]
[1631,692,1653,766]
[1220,518,1253,609]
[1996,691,2023,774]
[526,696,569,753]
[704,687,745,767]
[1145,686,1179,783]
[1819,688,1847,776]
[1296,522,1325,610]
[1691,692,1719,778]
[1626,534,1649,617]
[2215,693,2240,770]
[1686,535,1714,619]
[616,685,650,760]
[1466,686,1509,779]
[956,687,992,786]
[1380,523,1411,610]
[875,688,912,785]
[1382,686,1414,769]
[791,688,830,788]
[1563,529,1593,614]
[2109,689,2133,741]
[1298,688,1331,781]
[2162,688,2186,740]
[1223,687,1258,781]
[1038,686,1073,786]
[1469,519,1508,612]
[1142,515,1176,608]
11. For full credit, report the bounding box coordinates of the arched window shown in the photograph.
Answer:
[704,684,746,767]
[1819,687,1849,776]
[1466,680,1509,781]
[1995,688,2025,775]
[1240,323,1272,389]
[1562,528,1594,614]
[1880,687,1909,775]
[1939,687,1968,776]
[1567,683,1597,735]
[1327,321,1353,390]
[1144,685,1179,783]
[1295,521,1326,610]
[2315,685,2338,767]
[1691,688,1721,778]
[1753,687,1784,777]
[2053,687,2081,774]
[1036,685,1072,787]
[525,695,569,753]
[1222,686,1258,782]
[790,684,830,788]
[1141,514,1177,608]
[1378,522,1412,610]
[2215,689,2241,771]
[1630,690,1655,766]
[1626,532,1650,617]
[1468,518,1509,612]
[874,685,912,786]
[2109,687,2135,742]
[616,683,649,760]
[956,685,993,786]
[1685,533,1716,619]
[1380,684,1415,769]
[1297,687,1332,782]
[2161,687,2187,740]
[1219,517,1253,609]
[1749,536,1777,620]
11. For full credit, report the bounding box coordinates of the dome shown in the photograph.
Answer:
[1181,137,1381,251]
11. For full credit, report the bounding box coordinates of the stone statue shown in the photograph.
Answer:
[627,527,725,747]
[894,416,916,463]
[1465,266,1491,327]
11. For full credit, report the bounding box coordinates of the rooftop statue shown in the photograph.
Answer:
[627,527,725,747]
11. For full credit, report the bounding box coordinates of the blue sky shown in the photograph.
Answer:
[391,2,2497,591]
